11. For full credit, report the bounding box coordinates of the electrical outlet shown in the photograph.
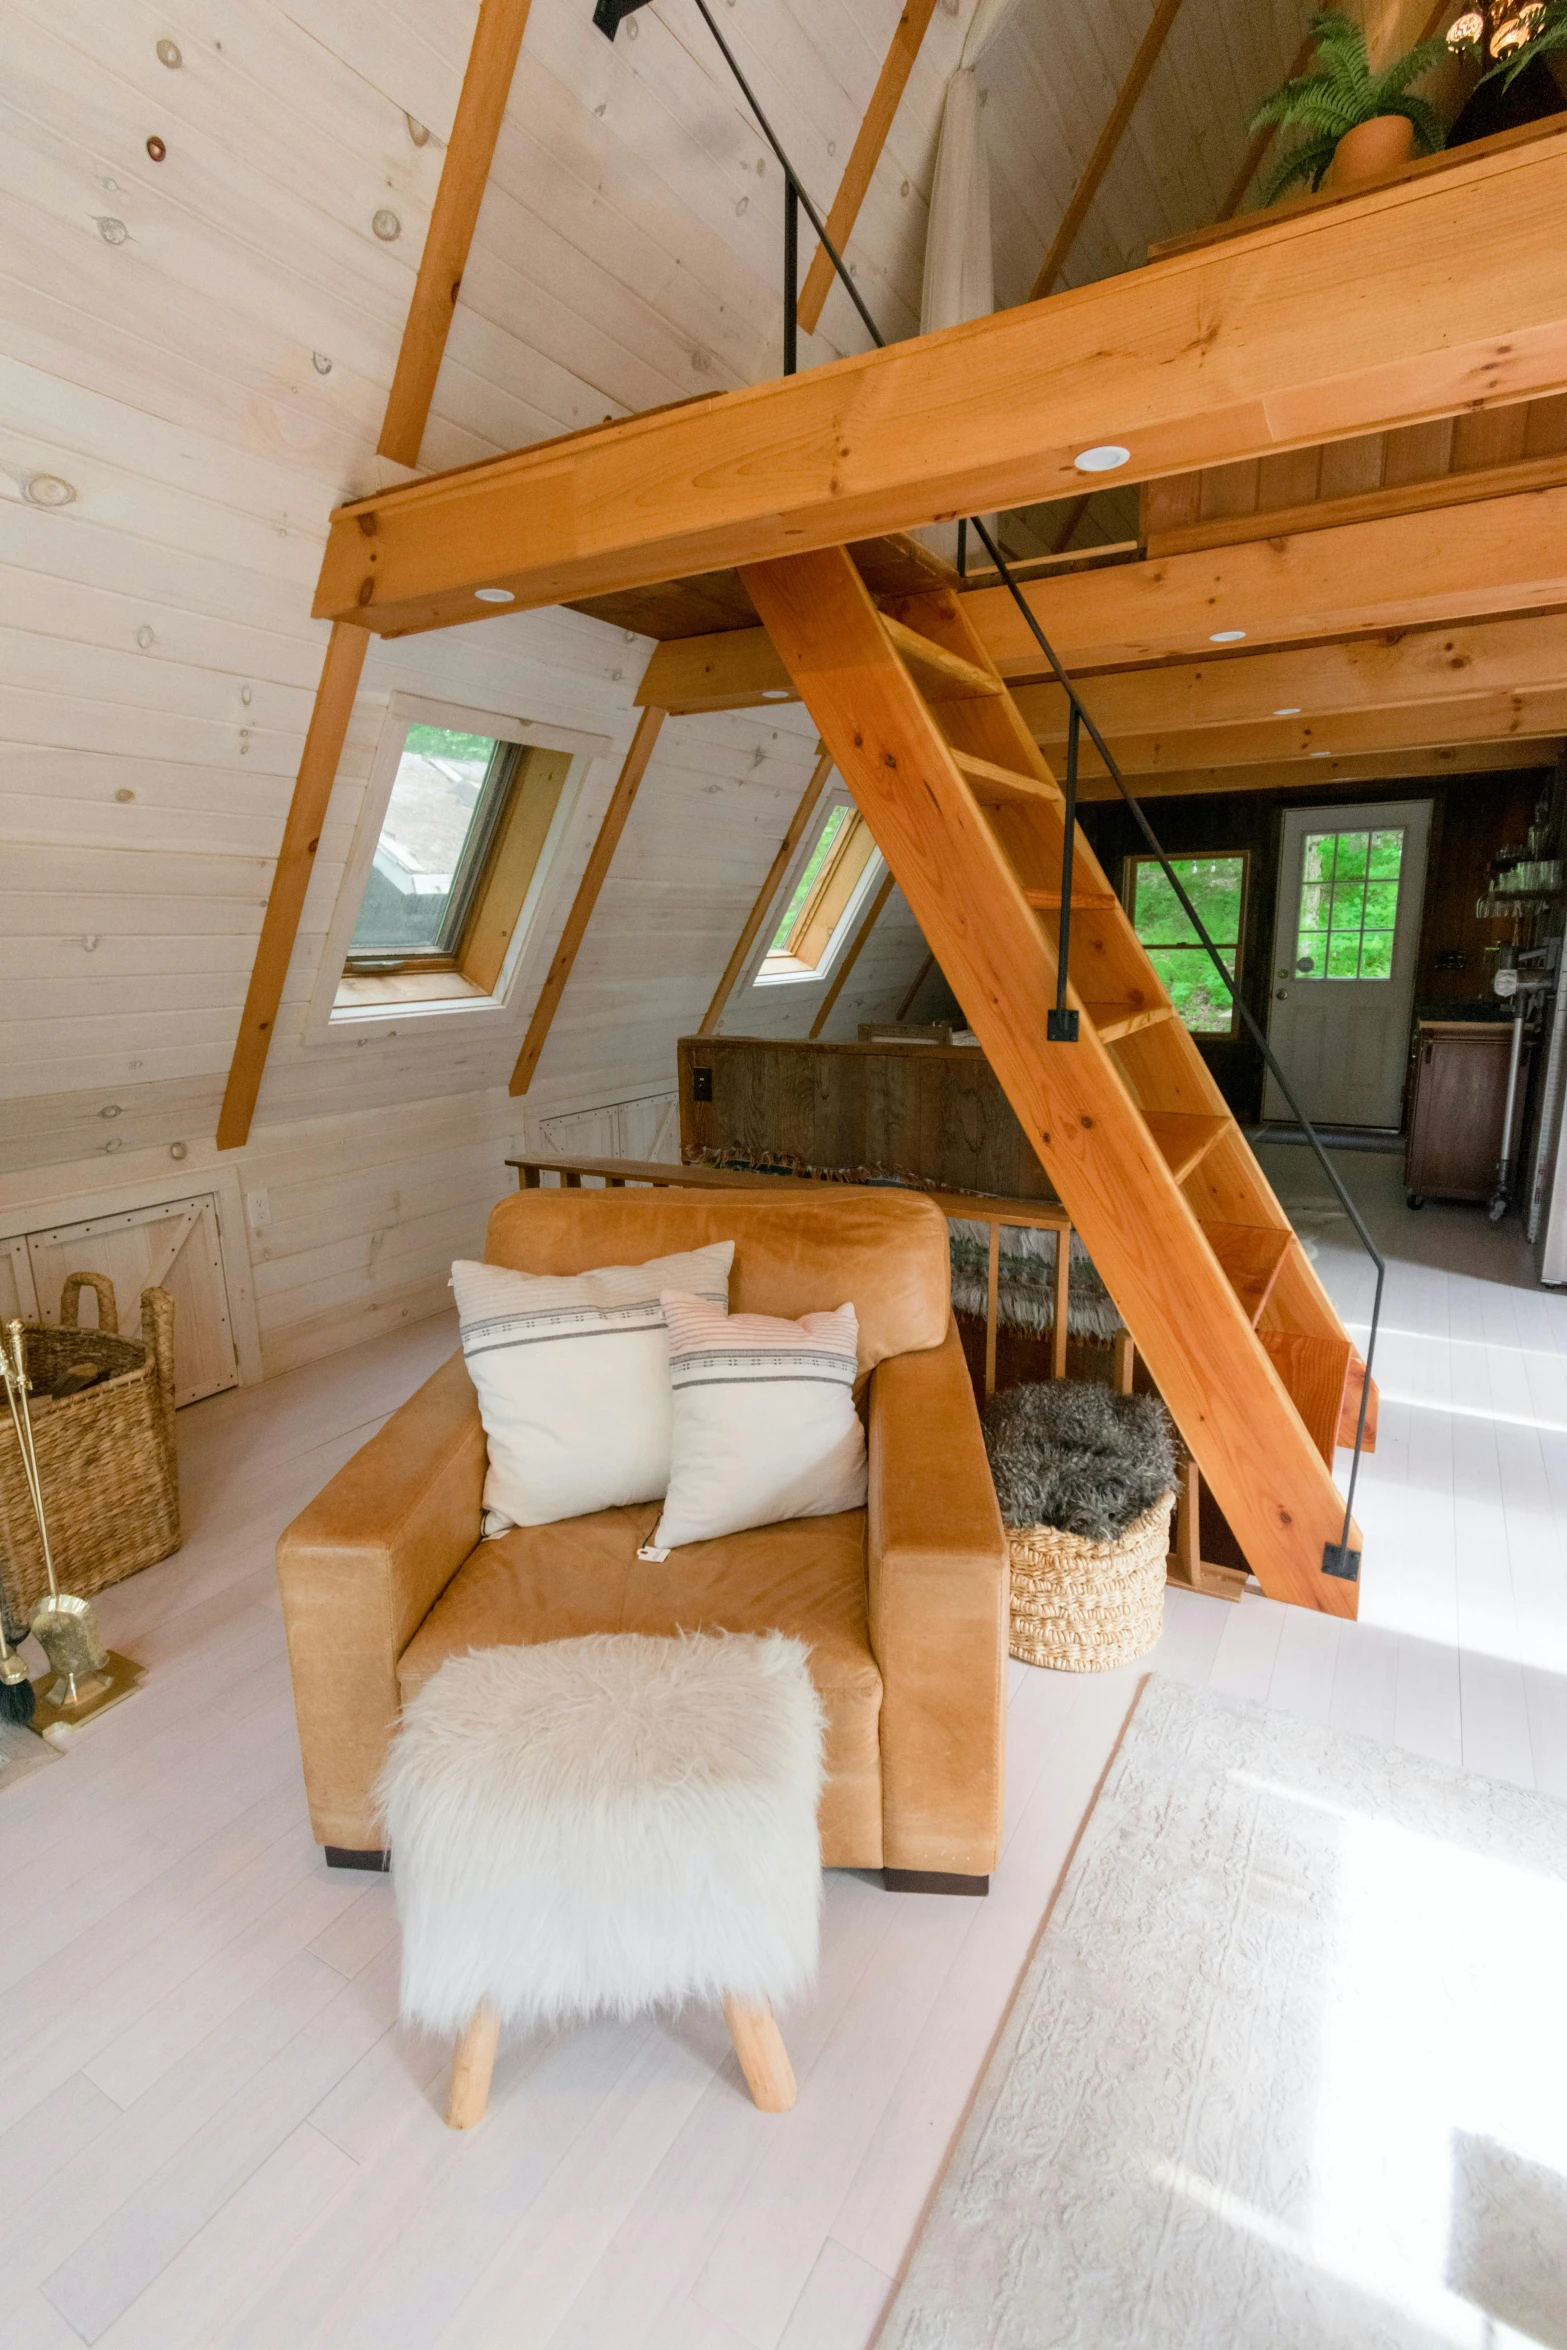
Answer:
[690,1065,713,1102]
[246,1188,272,1230]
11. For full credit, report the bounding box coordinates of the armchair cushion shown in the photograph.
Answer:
[397,1500,883,1868]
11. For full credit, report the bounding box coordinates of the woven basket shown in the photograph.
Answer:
[0,1272,180,1625]
[1006,1492,1174,1673]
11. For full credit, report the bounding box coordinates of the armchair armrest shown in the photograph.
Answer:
[276,1350,485,1850]
[868,1317,1008,1877]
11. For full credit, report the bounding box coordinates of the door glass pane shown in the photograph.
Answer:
[349,726,511,959]
[1296,828,1404,980]
[1130,853,1245,1034]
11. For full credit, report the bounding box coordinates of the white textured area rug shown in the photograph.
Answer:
[880,1675,1567,2350]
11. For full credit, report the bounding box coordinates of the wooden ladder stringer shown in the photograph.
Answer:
[739,544,1361,1618]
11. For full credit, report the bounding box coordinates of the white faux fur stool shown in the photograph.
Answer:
[376,1630,825,2129]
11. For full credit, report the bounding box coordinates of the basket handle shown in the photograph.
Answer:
[59,1270,119,1334]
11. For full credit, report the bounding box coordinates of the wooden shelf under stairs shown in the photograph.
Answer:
[739,544,1372,1616]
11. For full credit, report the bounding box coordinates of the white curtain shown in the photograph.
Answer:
[918,0,1026,561]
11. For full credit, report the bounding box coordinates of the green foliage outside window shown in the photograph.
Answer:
[1295,828,1404,982]
[1129,854,1245,1035]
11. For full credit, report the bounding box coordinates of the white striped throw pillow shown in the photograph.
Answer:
[451,1244,734,1531]
[643,1290,866,1555]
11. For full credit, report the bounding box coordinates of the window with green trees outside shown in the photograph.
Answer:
[1127,852,1246,1035]
[1293,827,1404,981]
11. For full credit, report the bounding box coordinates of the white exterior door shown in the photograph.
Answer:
[1263,799,1432,1129]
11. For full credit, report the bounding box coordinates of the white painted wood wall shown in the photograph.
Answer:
[0,0,1319,1378]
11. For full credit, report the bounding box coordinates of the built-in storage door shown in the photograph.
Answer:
[24,1193,239,1405]
[1263,799,1432,1129]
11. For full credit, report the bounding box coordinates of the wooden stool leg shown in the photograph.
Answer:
[445,2002,500,2130]
[723,1995,797,2113]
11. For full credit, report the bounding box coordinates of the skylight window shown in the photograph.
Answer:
[756,803,880,984]
[347,726,520,969]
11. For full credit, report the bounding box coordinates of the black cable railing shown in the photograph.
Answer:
[609,0,1382,1582]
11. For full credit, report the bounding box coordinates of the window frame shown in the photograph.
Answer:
[342,732,525,978]
[751,792,885,989]
[304,693,612,1048]
[1124,848,1249,1039]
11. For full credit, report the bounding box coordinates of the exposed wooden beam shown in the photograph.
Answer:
[808,870,898,1040]
[1145,448,1567,558]
[1074,738,1559,803]
[1030,0,1191,301]
[698,745,834,1035]
[796,1,939,338]
[508,706,666,1095]
[217,0,534,1151]
[216,623,367,1150]
[1016,611,1567,743]
[1023,684,1567,777]
[963,484,1567,675]
[380,0,536,465]
[637,486,1567,714]
[314,125,1567,634]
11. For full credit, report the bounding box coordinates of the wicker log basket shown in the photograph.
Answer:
[0,1272,180,1625]
[982,1379,1177,1675]
[1006,1495,1174,1672]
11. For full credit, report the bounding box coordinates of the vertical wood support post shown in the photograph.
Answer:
[216,0,535,1150]
[508,706,667,1095]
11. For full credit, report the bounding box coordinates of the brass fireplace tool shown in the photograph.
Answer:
[3,1318,141,1733]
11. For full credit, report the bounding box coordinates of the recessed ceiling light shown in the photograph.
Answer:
[475,586,514,603]
[1274,706,1302,716]
[1073,444,1130,474]
[1309,749,1332,758]
[761,689,791,700]
[1209,629,1246,643]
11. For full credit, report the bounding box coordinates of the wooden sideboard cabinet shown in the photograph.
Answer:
[1404,1020,1530,1208]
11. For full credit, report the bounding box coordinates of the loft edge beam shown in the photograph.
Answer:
[315,125,1567,636]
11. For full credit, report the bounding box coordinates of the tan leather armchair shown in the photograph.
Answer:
[276,1188,1008,1891]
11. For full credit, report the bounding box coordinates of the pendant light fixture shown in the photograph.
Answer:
[1446,2,1546,59]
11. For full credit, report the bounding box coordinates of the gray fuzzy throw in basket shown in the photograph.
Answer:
[982,1381,1176,1544]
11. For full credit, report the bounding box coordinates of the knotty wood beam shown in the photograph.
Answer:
[1022,683,1567,778]
[1030,0,1191,301]
[1073,737,1557,802]
[380,0,536,464]
[218,0,534,1150]
[636,487,1567,715]
[796,0,939,338]
[216,624,367,1150]
[807,869,897,1040]
[698,744,834,1035]
[1146,448,1567,559]
[314,125,1567,635]
[508,706,666,1095]
[1016,611,1567,745]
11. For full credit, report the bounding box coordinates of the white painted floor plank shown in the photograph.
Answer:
[2,1159,1560,2350]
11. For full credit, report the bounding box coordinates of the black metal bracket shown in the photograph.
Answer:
[592,0,656,36]
[1322,1544,1361,1582]
[1046,1009,1080,1043]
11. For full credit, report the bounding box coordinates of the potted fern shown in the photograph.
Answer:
[1251,10,1450,204]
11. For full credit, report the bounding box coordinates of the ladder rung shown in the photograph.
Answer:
[881,613,1004,701]
[1199,1221,1293,1327]
[1143,1111,1230,1183]
[951,749,1062,807]
[1025,888,1119,912]
[1260,1329,1354,1468]
[1084,999,1177,1044]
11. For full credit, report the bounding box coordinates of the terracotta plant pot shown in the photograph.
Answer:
[1327,113,1416,189]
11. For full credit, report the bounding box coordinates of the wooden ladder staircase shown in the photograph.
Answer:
[740,546,1365,1617]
